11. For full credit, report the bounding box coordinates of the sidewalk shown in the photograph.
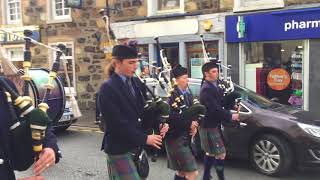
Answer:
[73,109,99,128]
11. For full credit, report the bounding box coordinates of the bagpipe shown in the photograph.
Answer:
[0,30,68,171]
[200,34,241,111]
[154,37,206,124]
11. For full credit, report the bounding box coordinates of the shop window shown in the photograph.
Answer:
[49,42,76,96]
[3,0,21,24]
[186,41,219,79]
[136,45,149,76]
[148,0,184,16]
[47,0,71,23]
[244,40,304,108]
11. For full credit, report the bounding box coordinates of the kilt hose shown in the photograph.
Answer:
[199,127,226,156]
[106,153,141,180]
[165,135,198,172]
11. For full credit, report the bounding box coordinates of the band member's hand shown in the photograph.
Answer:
[189,127,197,137]
[33,148,56,175]
[146,134,163,149]
[159,123,169,138]
[18,176,45,180]
[190,121,199,130]
[232,113,240,121]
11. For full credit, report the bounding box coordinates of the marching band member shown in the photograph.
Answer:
[0,76,61,180]
[199,61,239,180]
[164,65,199,180]
[98,44,169,180]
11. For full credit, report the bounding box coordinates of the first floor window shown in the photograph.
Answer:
[243,40,304,108]
[158,0,180,11]
[52,0,70,19]
[6,46,23,61]
[6,0,21,23]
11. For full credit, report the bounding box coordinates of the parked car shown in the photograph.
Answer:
[53,99,78,132]
[186,78,320,177]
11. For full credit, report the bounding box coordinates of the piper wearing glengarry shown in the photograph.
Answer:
[98,44,169,180]
[199,61,239,180]
[164,65,199,180]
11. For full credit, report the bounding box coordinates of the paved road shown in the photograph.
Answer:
[16,126,320,180]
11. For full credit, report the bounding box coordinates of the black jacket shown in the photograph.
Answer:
[200,80,232,128]
[0,77,60,180]
[99,73,149,155]
[166,86,193,139]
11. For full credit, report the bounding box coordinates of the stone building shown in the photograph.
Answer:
[0,0,111,110]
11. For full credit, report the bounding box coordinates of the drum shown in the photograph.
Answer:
[9,68,66,123]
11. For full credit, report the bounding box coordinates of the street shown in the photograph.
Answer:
[15,126,320,180]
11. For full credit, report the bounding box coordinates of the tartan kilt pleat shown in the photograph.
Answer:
[106,153,141,180]
[165,136,198,172]
[199,127,226,156]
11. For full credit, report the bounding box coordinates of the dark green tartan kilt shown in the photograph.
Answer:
[164,136,198,172]
[106,153,141,180]
[199,127,226,156]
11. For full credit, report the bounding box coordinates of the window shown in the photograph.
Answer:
[49,42,76,96]
[186,41,219,79]
[243,40,304,109]
[6,0,21,24]
[148,0,184,16]
[53,0,70,19]
[6,47,23,61]
[47,0,71,23]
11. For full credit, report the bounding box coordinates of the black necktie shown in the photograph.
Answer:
[126,77,136,98]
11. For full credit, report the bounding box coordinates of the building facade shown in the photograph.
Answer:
[225,0,320,114]
[0,0,111,110]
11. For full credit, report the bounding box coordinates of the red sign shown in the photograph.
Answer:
[267,68,291,91]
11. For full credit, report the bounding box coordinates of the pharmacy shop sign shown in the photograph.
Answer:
[226,7,320,42]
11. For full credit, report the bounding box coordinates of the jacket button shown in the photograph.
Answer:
[0,159,4,164]
[138,118,142,122]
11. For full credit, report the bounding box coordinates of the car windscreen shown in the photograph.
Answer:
[234,86,281,109]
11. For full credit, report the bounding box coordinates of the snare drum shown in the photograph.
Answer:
[9,68,66,123]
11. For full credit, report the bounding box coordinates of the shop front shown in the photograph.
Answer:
[111,13,227,78]
[226,7,320,113]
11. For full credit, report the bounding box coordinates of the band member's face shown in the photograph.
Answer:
[205,67,219,81]
[116,58,138,77]
[143,67,149,74]
[176,74,189,89]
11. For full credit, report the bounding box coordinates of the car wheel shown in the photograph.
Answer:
[54,124,71,132]
[250,134,293,176]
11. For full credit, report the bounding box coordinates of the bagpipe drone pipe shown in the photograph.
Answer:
[200,34,241,112]
[0,30,67,171]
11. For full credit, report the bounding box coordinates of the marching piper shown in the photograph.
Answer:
[164,65,199,180]
[199,61,239,180]
[98,44,169,180]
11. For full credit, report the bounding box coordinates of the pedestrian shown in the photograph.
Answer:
[199,61,239,180]
[164,65,199,180]
[0,76,61,180]
[98,44,169,180]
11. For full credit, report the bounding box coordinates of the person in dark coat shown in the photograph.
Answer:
[164,65,199,180]
[98,44,169,180]
[199,62,239,180]
[0,76,61,180]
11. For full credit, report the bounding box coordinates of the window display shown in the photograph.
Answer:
[244,40,304,108]
[186,41,218,78]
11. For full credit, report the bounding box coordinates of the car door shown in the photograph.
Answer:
[221,100,256,159]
